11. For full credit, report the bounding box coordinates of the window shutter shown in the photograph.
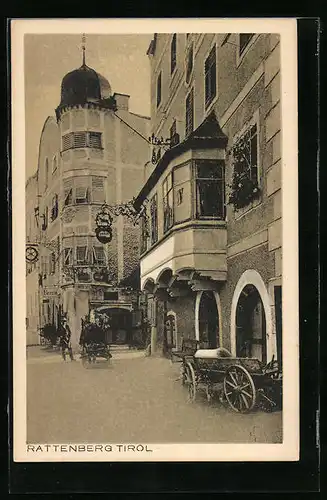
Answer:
[92,176,105,203]
[73,132,87,148]
[62,133,73,151]
[88,132,102,149]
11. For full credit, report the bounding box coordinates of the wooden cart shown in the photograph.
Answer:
[173,341,282,413]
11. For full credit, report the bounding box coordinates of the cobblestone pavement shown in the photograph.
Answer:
[27,347,282,444]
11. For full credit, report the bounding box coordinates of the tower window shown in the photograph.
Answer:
[75,186,89,204]
[62,131,102,151]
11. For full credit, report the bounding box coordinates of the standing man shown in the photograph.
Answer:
[58,317,74,361]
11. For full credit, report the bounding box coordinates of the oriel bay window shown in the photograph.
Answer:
[195,160,225,219]
[163,172,174,233]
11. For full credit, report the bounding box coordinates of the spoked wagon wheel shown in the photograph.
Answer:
[223,365,256,413]
[185,361,197,403]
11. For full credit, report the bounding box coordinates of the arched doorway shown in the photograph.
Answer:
[198,291,219,349]
[235,284,267,363]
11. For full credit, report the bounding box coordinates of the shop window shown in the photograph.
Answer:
[51,194,59,221]
[92,245,106,265]
[239,34,254,56]
[204,45,216,108]
[156,72,162,108]
[171,34,177,74]
[195,160,225,219]
[76,246,89,265]
[150,194,158,245]
[185,88,194,138]
[163,172,174,233]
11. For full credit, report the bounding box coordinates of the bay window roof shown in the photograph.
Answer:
[133,111,228,210]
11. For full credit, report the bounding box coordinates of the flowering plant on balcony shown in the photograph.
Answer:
[228,136,261,210]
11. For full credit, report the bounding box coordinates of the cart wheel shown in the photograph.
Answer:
[81,355,89,369]
[223,365,256,413]
[185,362,197,403]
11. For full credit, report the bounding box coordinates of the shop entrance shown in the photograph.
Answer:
[95,307,132,345]
[235,284,267,363]
[198,291,219,349]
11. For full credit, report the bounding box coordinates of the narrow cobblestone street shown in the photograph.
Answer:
[27,346,282,444]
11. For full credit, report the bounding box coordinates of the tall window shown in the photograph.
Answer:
[171,34,177,74]
[140,216,148,254]
[205,45,217,108]
[91,176,105,203]
[239,34,254,56]
[163,172,174,233]
[92,246,106,265]
[195,160,225,219]
[50,252,56,274]
[64,248,72,266]
[50,194,59,221]
[185,88,194,138]
[234,124,258,183]
[76,246,89,265]
[150,194,158,245]
[156,72,162,108]
[186,43,194,83]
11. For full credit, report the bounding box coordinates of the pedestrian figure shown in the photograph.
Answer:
[58,317,74,361]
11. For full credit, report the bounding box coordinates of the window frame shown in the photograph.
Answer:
[204,44,217,109]
[185,42,194,85]
[92,245,106,266]
[150,193,158,245]
[64,247,72,266]
[232,110,261,189]
[76,245,89,265]
[162,171,174,234]
[185,87,194,138]
[194,159,226,220]
[156,72,162,108]
[236,33,259,66]
[170,33,177,75]
[75,186,89,205]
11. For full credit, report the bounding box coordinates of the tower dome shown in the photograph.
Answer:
[59,62,112,107]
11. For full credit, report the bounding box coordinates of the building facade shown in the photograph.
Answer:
[26,173,40,345]
[135,33,282,367]
[26,57,150,348]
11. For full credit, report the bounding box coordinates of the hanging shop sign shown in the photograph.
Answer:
[95,204,113,244]
[95,226,112,244]
[26,245,39,263]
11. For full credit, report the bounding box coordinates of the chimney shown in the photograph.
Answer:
[113,93,130,111]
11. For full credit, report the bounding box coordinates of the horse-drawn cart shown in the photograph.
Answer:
[80,321,112,368]
[172,339,282,413]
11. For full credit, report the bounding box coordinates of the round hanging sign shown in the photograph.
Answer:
[26,245,39,263]
[95,226,112,244]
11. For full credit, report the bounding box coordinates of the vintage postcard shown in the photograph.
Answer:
[12,18,299,462]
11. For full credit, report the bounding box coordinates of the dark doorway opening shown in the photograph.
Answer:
[198,291,219,349]
[236,284,267,364]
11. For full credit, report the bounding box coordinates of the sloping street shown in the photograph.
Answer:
[27,346,282,444]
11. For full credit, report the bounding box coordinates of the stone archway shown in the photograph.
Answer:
[230,270,273,362]
[195,290,220,349]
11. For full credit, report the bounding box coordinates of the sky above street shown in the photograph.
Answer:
[24,34,152,178]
